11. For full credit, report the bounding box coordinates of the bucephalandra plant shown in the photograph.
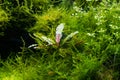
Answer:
[28,23,79,49]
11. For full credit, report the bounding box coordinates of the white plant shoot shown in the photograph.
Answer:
[56,23,64,44]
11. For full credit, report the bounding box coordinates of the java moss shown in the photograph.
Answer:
[0,4,37,60]
[8,7,36,29]
[0,6,9,37]
[0,0,120,80]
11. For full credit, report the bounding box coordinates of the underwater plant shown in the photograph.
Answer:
[28,23,79,48]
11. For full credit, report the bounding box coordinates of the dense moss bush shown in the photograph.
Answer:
[0,1,37,59]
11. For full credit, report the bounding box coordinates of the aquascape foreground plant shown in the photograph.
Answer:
[28,23,79,49]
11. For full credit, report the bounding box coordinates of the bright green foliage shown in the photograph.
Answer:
[0,7,8,22]
[0,0,120,80]
[0,7,9,36]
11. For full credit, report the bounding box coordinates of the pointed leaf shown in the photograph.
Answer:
[56,23,65,44]
[33,32,55,45]
[63,31,79,44]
